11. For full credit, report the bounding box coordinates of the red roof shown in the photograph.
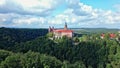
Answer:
[53,29,73,33]
[109,33,116,38]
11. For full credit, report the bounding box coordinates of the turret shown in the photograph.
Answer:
[48,26,50,32]
[48,26,52,32]
[64,22,68,30]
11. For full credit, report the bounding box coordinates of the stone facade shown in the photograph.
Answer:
[49,23,73,39]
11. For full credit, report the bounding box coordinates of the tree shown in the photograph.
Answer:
[40,54,62,68]
[0,50,13,63]
[0,54,22,68]
[73,37,79,42]
[20,51,42,68]
[73,61,86,68]
[46,32,54,38]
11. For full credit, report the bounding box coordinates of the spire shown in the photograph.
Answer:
[64,22,67,30]
[48,26,51,32]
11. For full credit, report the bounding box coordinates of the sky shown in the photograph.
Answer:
[0,0,120,28]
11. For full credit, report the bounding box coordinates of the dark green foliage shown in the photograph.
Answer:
[0,50,13,63]
[10,36,114,68]
[0,28,120,68]
[0,51,62,68]
[0,28,48,50]
[0,54,22,68]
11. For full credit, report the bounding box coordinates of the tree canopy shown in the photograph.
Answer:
[0,28,120,68]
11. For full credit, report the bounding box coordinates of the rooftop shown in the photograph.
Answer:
[53,29,73,33]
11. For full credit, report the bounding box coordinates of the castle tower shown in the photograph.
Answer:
[48,26,51,32]
[64,22,67,30]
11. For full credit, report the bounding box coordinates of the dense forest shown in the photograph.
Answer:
[0,28,120,68]
[0,28,48,49]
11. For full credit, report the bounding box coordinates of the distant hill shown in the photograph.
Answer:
[72,28,119,34]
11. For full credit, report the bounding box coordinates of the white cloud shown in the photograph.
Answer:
[114,4,120,12]
[0,13,20,24]
[16,0,60,9]
[0,0,120,28]
[13,17,46,25]
[15,0,60,14]
[0,0,63,16]
[0,0,5,5]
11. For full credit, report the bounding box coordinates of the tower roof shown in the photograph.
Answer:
[64,22,67,30]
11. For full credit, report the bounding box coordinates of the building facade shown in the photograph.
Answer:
[49,23,73,39]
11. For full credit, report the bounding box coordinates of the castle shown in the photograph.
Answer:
[48,23,73,39]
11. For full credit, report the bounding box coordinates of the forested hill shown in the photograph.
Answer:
[0,27,48,49]
[0,27,48,42]
[0,27,120,68]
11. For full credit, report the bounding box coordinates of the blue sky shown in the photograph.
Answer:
[0,0,120,28]
[81,0,120,11]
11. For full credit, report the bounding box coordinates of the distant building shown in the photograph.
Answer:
[48,23,74,39]
[100,33,105,39]
[100,33,116,39]
[109,33,116,39]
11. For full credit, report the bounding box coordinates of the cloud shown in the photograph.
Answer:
[114,4,120,12]
[0,0,63,16]
[0,0,5,5]
[13,17,46,25]
[0,0,120,28]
